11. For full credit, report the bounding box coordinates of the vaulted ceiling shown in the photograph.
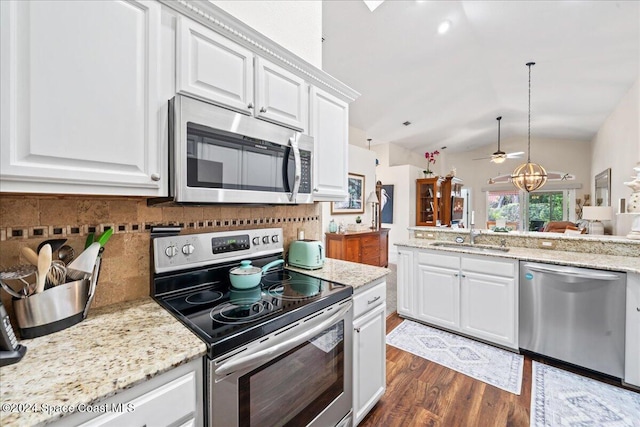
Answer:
[322,1,639,154]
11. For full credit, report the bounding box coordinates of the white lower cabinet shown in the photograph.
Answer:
[52,358,204,427]
[399,247,519,350]
[352,281,386,426]
[416,263,460,329]
[396,249,414,316]
[625,273,640,388]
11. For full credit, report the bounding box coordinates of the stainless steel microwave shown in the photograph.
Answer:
[167,94,314,204]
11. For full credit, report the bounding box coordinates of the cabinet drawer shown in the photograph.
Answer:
[461,256,515,277]
[418,251,459,269]
[79,370,197,427]
[354,282,386,318]
[362,245,379,259]
[361,235,380,247]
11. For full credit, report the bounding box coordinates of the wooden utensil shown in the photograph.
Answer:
[20,247,39,265]
[35,244,52,293]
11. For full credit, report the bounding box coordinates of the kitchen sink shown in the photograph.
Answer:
[430,242,510,253]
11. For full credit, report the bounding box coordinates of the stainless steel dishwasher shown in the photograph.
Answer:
[519,262,626,378]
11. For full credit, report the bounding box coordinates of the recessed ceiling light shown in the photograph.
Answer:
[403,121,411,126]
[437,20,451,35]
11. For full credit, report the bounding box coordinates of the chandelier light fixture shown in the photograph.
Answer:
[511,62,547,192]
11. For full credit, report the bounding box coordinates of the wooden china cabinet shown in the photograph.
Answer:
[416,176,462,226]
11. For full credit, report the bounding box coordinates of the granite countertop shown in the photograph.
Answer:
[396,239,640,274]
[0,298,207,427]
[288,258,391,290]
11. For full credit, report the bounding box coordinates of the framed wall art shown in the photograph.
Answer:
[331,173,365,214]
[380,184,394,224]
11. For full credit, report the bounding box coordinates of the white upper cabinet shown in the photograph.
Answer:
[255,57,308,132]
[0,0,165,196]
[176,21,308,133]
[309,86,349,200]
[176,16,254,114]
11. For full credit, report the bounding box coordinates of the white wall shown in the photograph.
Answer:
[591,77,640,234]
[444,136,592,227]
[210,0,322,68]
[321,145,377,239]
[375,164,424,263]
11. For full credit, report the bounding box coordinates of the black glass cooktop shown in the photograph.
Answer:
[156,267,351,358]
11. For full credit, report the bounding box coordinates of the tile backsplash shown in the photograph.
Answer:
[0,195,322,322]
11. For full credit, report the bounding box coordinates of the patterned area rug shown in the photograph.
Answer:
[531,362,640,427]
[386,320,523,394]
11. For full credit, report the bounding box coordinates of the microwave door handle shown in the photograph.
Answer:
[289,137,301,202]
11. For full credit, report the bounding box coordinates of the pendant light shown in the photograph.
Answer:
[492,116,506,164]
[511,62,547,192]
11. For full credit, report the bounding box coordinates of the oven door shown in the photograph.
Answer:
[209,301,353,427]
[171,94,313,204]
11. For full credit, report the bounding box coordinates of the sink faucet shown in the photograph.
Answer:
[469,222,480,245]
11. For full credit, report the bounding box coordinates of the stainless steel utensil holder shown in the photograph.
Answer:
[12,254,102,339]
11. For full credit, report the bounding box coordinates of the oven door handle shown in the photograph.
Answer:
[215,301,352,377]
[289,136,301,203]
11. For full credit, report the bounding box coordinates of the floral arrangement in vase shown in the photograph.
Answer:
[423,150,440,176]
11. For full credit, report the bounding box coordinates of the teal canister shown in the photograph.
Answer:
[329,219,338,233]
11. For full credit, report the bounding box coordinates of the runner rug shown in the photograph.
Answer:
[531,361,640,427]
[386,319,523,394]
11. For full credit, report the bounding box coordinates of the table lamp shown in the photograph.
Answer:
[367,191,379,230]
[582,206,612,235]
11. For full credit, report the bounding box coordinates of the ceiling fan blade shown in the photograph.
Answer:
[506,151,524,158]
[472,156,492,161]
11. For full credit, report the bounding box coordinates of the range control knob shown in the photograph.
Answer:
[165,245,178,258]
[271,235,279,243]
[182,244,195,255]
[252,236,260,246]
[262,236,270,244]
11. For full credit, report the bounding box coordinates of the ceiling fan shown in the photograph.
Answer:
[473,116,524,163]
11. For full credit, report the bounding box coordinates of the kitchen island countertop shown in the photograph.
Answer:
[0,298,207,427]
[396,239,640,274]
[288,258,391,290]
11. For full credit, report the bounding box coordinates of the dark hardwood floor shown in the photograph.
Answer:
[359,313,636,427]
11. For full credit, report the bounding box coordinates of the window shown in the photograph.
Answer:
[528,191,566,231]
[487,190,521,229]
[486,189,575,231]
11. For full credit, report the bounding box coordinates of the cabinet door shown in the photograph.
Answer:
[0,0,164,196]
[379,230,389,267]
[353,303,386,426]
[344,237,361,263]
[460,271,517,348]
[309,86,349,200]
[416,179,439,226]
[176,16,254,114]
[416,264,460,329]
[626,273,640,387]
[255,57,308,132]
[396,249,414,316]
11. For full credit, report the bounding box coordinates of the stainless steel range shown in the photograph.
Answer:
[152,228,353,427]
